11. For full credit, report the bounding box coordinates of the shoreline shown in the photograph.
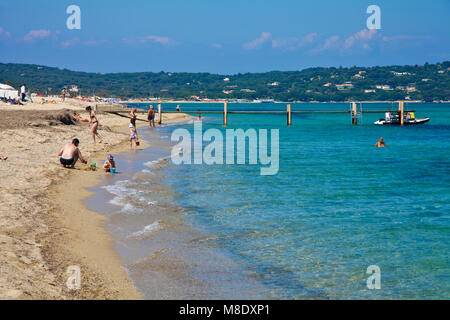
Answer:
[0,99,193,299]
[44,137,146,299]
[43,114,194,299]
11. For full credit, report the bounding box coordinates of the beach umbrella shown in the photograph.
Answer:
[0,83,19,99]
[0,83,15,90]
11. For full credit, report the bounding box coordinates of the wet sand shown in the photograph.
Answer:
[0,98,193,299]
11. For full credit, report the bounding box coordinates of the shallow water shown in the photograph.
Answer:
[88,103,450,299]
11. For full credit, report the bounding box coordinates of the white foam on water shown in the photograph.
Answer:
[128,221,162,239]
[121,203,140,213]
[109,196,125,207]
[144,155,171,169]
[102,180,132,196]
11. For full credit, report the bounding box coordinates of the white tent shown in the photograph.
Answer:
[0,83,19,99]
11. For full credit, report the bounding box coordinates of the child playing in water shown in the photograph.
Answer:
[129,123,139,149]
[103,154,116,172]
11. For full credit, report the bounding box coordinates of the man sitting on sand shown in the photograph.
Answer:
[375,137,386,148]
[58,138,87,168]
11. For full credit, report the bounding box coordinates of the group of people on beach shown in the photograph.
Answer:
[57,105,158,171]
[58,106,109,171]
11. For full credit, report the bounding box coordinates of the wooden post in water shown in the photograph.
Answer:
[351,102,357,125]
[158,104,162,125]
[224,102,228,126]
[287,104,292,126]
[399,101,404,126]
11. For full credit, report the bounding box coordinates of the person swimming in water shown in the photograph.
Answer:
[375,137,386,148]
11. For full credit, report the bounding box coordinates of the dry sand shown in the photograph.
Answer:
[0,99,193,299]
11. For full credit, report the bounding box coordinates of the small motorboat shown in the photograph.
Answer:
[374,111,430,125]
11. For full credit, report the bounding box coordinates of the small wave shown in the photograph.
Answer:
[144,156,171,169]
[109,195,125,207]
[102,180,132,196]
[121,203,139,213]
[128,221,162,239]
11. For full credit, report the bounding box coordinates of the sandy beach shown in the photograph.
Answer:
[0,98,193,299]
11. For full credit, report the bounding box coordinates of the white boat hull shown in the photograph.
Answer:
[374,118,430,125]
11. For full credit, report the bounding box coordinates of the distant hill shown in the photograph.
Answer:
[0,61,449,101]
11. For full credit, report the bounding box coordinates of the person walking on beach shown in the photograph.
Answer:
[148,105,156,128]
[86,106,103,143]
[58,138,87,168]
[62,88,67,102]
[375,137,386,148]
[20,84,26,102]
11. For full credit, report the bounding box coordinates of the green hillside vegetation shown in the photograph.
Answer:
[1,61,449,101]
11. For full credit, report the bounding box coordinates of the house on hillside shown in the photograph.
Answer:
[376,85,393,91]
[336,82,354,90]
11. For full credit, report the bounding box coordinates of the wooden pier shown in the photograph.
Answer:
[103,102,413,126]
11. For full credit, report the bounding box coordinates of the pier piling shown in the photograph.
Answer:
[287,104,292,126]
[158,104,162,125]
[351,102,357,125]
[399,101,404,126]
[224,102,228,126]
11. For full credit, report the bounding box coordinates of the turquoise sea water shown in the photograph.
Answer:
[90,103,449,299]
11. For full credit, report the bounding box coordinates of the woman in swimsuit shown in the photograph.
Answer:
[86,106,103,143]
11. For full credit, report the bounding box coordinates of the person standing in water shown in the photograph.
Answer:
[129,123,139,149]
[198,109,201,120]
[130,108,137,127]
[176,105,181,112]
[148,105,156,128]
[375,137,386,148]
[86,106,103,143]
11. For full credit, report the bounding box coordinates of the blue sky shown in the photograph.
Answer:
[0,0,449,74]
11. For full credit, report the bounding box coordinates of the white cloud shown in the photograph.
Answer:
[344,29,377,49]
[61,38,80,48]
[141,35,171,44]
[212,43,223,49]
[0,27,11,38]
[321,35,340,51]
[24,29,51,42]
[243,32,271,50]
[272,33,318,50]
[123,35,175,46]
